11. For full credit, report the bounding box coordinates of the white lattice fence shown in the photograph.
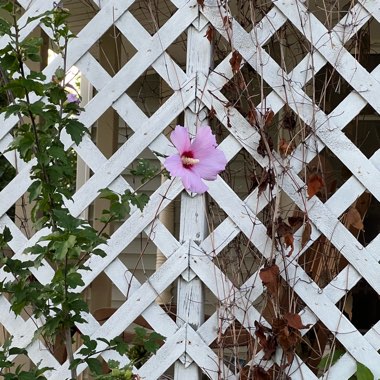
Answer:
[1,0,380,379]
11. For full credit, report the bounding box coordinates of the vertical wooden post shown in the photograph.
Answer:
[174,13,212,379]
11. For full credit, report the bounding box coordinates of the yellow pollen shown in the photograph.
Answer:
[182,156,199,166]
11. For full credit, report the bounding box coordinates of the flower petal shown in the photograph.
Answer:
[170,125,191,154]
[190,126,217,159]
[164,154,186,177]
[182,169,208,193]
[192,148,227,180]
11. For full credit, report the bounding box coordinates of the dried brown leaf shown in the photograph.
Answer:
[253,366,271,380]
[247,108,257,126]
[229,50,243,73]
[257,133,274,157]
[223,15,232,27]
[284,312,308,330]
[301,220,312,248]
[288,216,304,230]
[279,138,294,156]
[197,0,204,9]
[272,317,287,335]
[252,366,271,380]
[264,109,274,128]
[258,168,275,196]
[276,219,292,237]
[208,106,216,120]
[282,109,296,130]
[284,233,294,257]
[346,207,364,230]
[307,173,324,199]
[277,328,301,365]
[259,264,280,295]
[272,316,303,366]
[254,321,277,360]
[205,25,214,42]
[240,366,271,380]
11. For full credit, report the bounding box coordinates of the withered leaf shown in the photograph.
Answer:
[247,108,257,126]
[273,317,302,366]
[229,50,243,73]
[272,317,287,335]
[284,233,294,257]
[258,168,275,196]
[205,25,214,42]
[223,15,232,27]
[257,133,274,157]
[197,0,204,9]
[254,321,277,360]
[252,366,271,380]
[307,173,325,199]
[282,109,296,130]
[259,264,280,296]
[346,207,364,230]
[264,109,274,128]
[288,215,304,230]
[284,312,308,330]
[277,328,301,365]
[208,106,216,120]
[301,220,312,248]
[279,138,294,156]
[276,218,292,237]
[227,114,232,128]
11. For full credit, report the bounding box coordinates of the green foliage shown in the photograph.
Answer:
[76,328,164,379]
[130,159,158,184]
[0,338,50,379]
[319,350,376,380]
[0,4,153,380]
[98,188,149,225]
[353,363,375,380]
[317,348,345,370]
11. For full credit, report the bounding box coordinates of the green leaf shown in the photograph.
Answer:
[0,53,18,72]
[92,248,106,258]
[130,193,149,211]
[55,68,65,81]
[109,201,130,220]
[53,209,81,230]
[86,358,103,375]
[8,347,27,355]
[130,159,157,183]
[66,272,84,289]
[317,348,345,370]
[48,86,66,104]
[0,17,10,36]
[356,362,374,380]
[18,372,37,380]
[0,1,14,13]
[27,53,41,62]
[98,188,119,202]
[2,103,22,118]
[28,180,42,202]
[2,226,12,243]
[66,120,87,145]
[53,234,76,260]
[107,360,120,370]
[29,100,46,116]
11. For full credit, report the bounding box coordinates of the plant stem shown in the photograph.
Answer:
[65,327,77,380]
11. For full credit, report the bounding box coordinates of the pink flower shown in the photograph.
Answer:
[164,125,227,193]
[66,93,80,104]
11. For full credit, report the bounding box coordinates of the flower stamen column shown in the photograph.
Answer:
[174,10,212,380]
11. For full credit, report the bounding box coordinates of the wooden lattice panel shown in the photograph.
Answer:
[1,0,380,379]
